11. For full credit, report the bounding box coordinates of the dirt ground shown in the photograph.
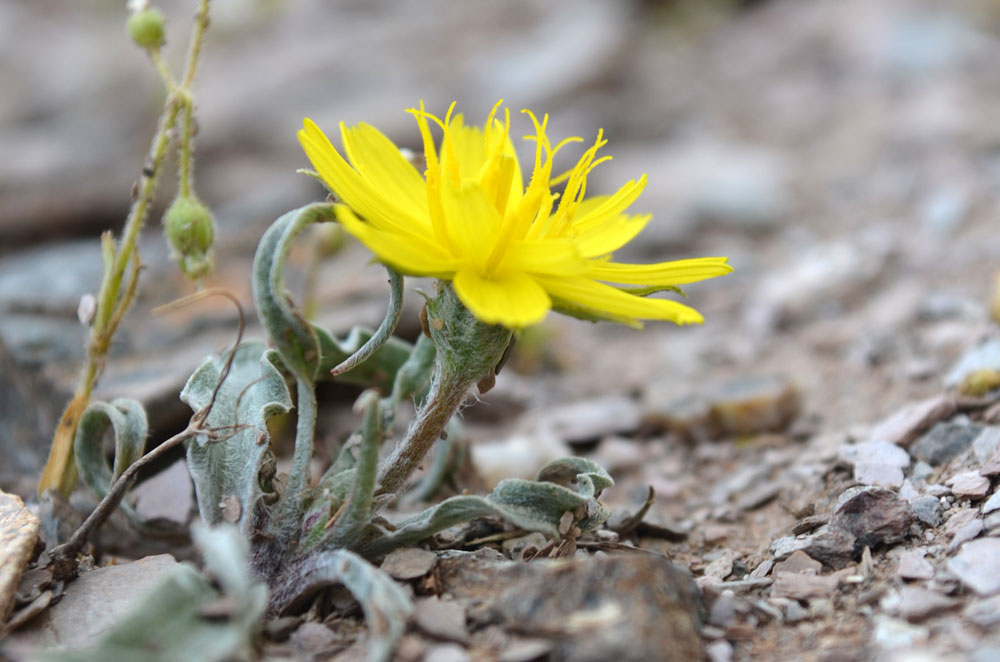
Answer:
[3,0,1000,660]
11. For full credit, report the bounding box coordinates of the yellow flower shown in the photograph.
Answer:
[298,101,731,329]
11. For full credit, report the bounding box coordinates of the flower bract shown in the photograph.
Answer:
[298,101,731,329]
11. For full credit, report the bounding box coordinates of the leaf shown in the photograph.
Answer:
[359,458,614,557]
[39,525,267,662]
[180,342,293,534]
[314,324,413,392]
[269,549,413,662]
[252,203,335,381]
[72,398,147,522]
[325,391,383,549]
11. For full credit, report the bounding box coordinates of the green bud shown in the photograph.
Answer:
[164,195,215,280]
[127,8,166,51]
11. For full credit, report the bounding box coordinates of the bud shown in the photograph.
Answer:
[163,195,216,280]
[127,7,166,51]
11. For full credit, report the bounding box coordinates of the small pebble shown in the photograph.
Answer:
[949,519,984,552]
[948,538,1000,596]
[869,395,956,446]
[911,423,983,466]
[982,489,1000,515]
[706,639,734,662]
[947,471,990,499]
[897,549,935,581]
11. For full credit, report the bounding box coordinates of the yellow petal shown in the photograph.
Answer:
[340,122,428,214]
[453,267,551,328]
[335,205,459,277]
[503,238,587,276]
[440,181,500,263]
[442,115,487,182]
[587,257,732,285]
[573,213,651,258]
[570,175,648,235]
[298,120,428,236]
[536,276,704,325]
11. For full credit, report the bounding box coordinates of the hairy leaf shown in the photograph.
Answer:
[269,550,412,662]
[180,342,293,533]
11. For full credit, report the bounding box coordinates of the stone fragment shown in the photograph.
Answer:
[412,596,468,643]
[734,483,781,511]
[435,551,704,661]
[498,639,554,662]
[965,595,1000,627]
[947,538,1000,596]
[911,422,983,466]
[771,572,838,601]
[642,393,715,441]
[423,643,469,662]
[831,487,913,551]
[784,600,809,622]
[749,559,774,580]
[703,553,735,580]
[895,586,958,621]
[973,427,1000,463]
[944,507,979,536]
[707,375,800,436]
[131,459,193,526]
[869,395,956,447]
[773,551,821,576]
[0,491,40,621]
[531,395,642,445]
[873,615,929,649]
[981,448,1000,478]
[289,622,338,652]
[949,519,984,552]
[986,511,1000,534]
[380,547,437,580]
[707,593,737,628]
[791,515,828,535]
[982,489,1000,515]
[896,549,935,581]
[947,471,990,499]
[769,536,812,560]
[10,555,179,649]
[839,440,910,468]
[706,639,734,662]
[854,463,904,488]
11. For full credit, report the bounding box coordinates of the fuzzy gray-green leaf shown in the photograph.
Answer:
[180,342,293,533]
[73,398,147,514]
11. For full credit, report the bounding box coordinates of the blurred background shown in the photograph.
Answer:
[2,0,1000,485]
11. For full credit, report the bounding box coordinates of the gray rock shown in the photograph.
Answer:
[840,440,911,468]
[897,549,935,581]
[770,572,838,601]
[981,448,1000,478]
[910,423,983,466]
[380,547,437,581]
[423,643,470,662]
[869,395,956,447]
[769,536,812,560]
[945,338,1000,388]
[946,471,990,499]
[965,595,1000,627]
[895,586,958,621]
[131,460,193,526]
[413,596,468,643]
[973,427,1000,463]
[854,463,905,488]
[773,550,821,576]
[982,489,1000,515]
[705,639,734,662]
[873,615,929,649]
[289,622,338,653]
[707,593,737,628]
[947,538,1000,596]
[10,555,179,649]
[531,395,641,445]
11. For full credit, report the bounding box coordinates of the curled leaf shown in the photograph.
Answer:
[73,398,147,521]
[180,342,293,534]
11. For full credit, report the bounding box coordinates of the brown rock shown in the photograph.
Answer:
[895,586,958,621]
[380,547,437,580]
[0,491,40,621]
[773,551,822,576]
[770,572,838,600]
[869,395,956,447]
[412,596,468,643]
[435,551,703,662]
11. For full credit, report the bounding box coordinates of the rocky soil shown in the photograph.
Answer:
[3,0,1000,660]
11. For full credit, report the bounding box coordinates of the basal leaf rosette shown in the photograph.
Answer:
[298,100,731,329]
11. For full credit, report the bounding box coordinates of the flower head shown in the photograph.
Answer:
[298,101,731,329]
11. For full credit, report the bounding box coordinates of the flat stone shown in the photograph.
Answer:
[706,639,734,662]
[873,615,929,649]
[0,491,40,621]
[839,440,911,468]
[869,395,956,447]
[435,551,704,662]
[769,536,812,560]
[897,549,935,581]
[131,459,193,526]
[770,572,838,600]
[910,423,983,466]
[895,586,958,621]
[854,463,905,488]
[773,550,821,576]
[423,643,470,662]
[965,595,1000,627]
[642,393,716,442]
[982,489,1000,515]
[947,471,991,499]
[412,596,468,643]
[531,395,642,444]
[831,487,912,551]
[944,507,980,535]
[380,547,437,580]
[289,622,338,652]
[11,554,179,649]
[949,519,984,552]
[706,375,800,436]
[703,552,735,580]
[498,639,554,662]
[948,538,1000,596]
[981,448,1000,478]
[973,427,1000,463]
